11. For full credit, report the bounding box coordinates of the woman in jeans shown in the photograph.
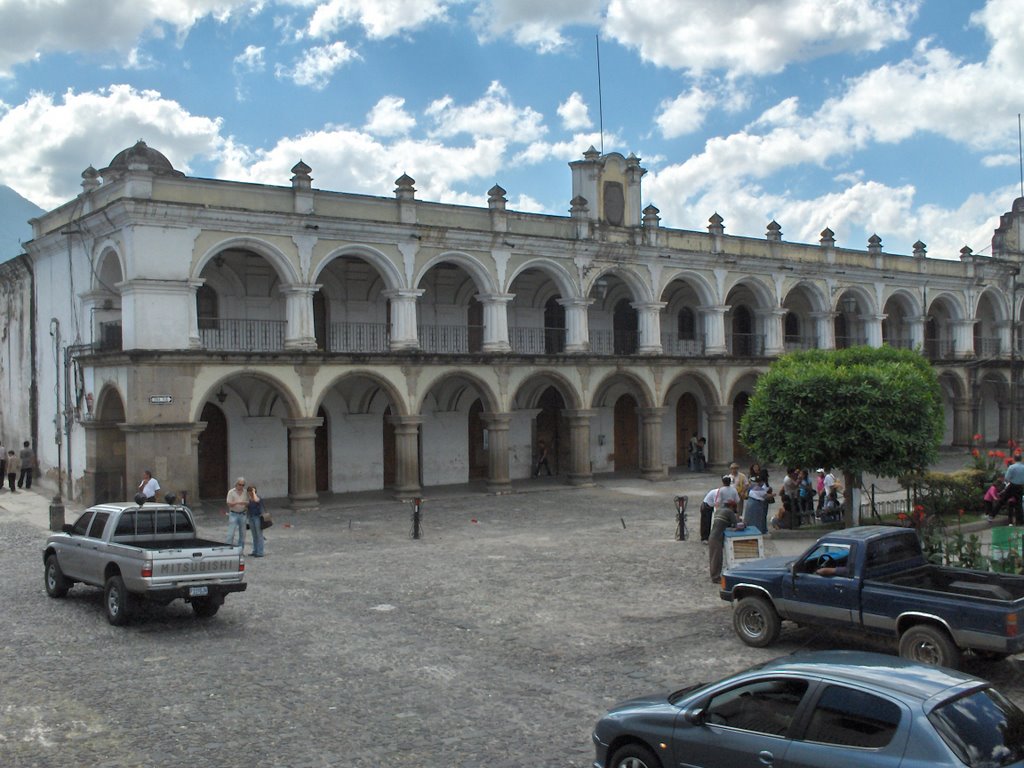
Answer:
[246,485,266,557]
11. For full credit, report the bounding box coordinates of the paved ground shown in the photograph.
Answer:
[2,457,1022,767]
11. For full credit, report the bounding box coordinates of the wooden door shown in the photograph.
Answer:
[614,394,639,471]
[198,403,228,499]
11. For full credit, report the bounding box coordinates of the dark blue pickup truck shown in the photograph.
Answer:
[720,525,1024,669]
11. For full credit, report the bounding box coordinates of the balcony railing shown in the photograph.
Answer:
[329,322,389,353]
[925,339,956,360]
[884,336,915,349]
[783,335,817,352]
[199,318,286,351]
[975,336,1002,357]
[589,329,639,355]
[834,334,868,349]
[97,320,122,351]
[509,326,566,354]
[418,324,484,353]
[728,333,766,356]
[661,331,705,356]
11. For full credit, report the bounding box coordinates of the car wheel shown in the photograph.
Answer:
[608,744,662,768]
[733,595,781,647]
[44,555,69,598]
[104,574,134,626]
[898,624,960,669]
[192,598,220,618]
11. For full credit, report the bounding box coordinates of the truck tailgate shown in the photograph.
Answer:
[149,545,244,587]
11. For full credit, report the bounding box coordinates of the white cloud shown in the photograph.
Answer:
[655,86,714,139]
[471,0,602,52]
[234,44,266,73]
[0,0,258,77]
[425,81,547,143]
[0,85,222,208]
[306,0,452,40]
[365,96,416,137]
[557,92,592,131]
[276,41,359,89]
[605,0,919,77]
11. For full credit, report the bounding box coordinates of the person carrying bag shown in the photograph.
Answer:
[246,485,267,557]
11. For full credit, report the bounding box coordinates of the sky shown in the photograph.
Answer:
[0,0,1022,260]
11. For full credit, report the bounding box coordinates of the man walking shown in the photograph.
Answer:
[17,441,34,489]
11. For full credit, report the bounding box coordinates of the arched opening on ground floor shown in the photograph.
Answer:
[535,386,567,475]
[613,394,640,471]
[91,388,127,503]
[198,402,228,499]
[675,393,699,468]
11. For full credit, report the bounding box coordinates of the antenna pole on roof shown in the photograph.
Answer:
[596,35,605,155]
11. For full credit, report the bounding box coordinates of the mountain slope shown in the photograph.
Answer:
[0,185,45,262]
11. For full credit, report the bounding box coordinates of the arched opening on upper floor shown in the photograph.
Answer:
[87,385,127,504]
[195,374,302,500]
[586,268,650,356]
[882,290,919,350]
[415,256,496,354]
[314,252,394,352]
[782,282,825,351]
[506,264,575,354]
[974,289,1006,358]
[196,247,288,352]
[725,279,773,357]
[834,289,872,349]
[660,274,714,356]
[91,246,124,350]
[926,293,962,361]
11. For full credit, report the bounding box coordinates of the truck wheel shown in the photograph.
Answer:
[104,574,134,626]
[733,596,781,647]
[44,555,69,598]
[192,598,220,618]
[899,625,960,669]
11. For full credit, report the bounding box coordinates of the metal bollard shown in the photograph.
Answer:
[49,496,65,532]
[412,497,422,539]
[674,495,688,541]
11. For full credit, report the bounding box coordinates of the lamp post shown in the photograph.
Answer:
[48,318,65,530]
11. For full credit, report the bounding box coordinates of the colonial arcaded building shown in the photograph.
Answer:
[7,141,1024,508]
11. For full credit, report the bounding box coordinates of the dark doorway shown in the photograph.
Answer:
[383,406,396,488]
[313,290,327,350]
[613,394,640,471]
[468,298,483,353]
[198,402,228,499]
[468,399,487,478]
[543,296,566,353]
[675,393,699,468]
[93,390,127,504]
[315,406,329,492]
[535,386,566,474]
[613,299,638,355]
[732,393,750,464]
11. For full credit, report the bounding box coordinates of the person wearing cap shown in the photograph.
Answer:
[708,474,742,582]
[728,462,748,516]
[815,468,827,512]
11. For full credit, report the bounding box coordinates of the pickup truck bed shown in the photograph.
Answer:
[876,565,1024,601]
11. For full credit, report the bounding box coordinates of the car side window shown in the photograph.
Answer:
[803,685,901,748]
[705,678,809,736]
[173,510,194,534]
[155,510,174,534]
[71,511,94,536]
[86,511,110,539]
[113,511,136,539]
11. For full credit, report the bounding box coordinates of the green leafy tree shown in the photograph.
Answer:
[740,346,944,527]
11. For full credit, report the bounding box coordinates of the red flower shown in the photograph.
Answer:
[972,449,980,458]
[974,433,983,442]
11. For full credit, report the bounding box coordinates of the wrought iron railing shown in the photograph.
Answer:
[834,334,869,349]
[728,333,765,356]
[924,338,956,360]
[975,336,1002,357]
[783,335,817,352]
[884,336,915,349]
[328,322,389,353]
[418,324,484,353]
[97,321,122,351]
[589,329,639,355]
[509,326,567,354]
[660,330,705,356]
[199,318,286,351]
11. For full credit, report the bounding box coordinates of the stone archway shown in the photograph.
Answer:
[198,402,228,499]
[88,389,127,504]
[676,393,699,467]
[614,394,640,471]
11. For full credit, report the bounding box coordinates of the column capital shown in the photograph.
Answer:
[480,411,512,428]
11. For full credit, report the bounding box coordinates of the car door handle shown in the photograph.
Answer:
[758,750,775,765]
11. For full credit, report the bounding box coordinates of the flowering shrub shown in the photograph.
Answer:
[968,434,1015,484]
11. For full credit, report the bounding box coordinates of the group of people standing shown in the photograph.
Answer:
[0,441,36,493]
[701,462,843,582]
[226,477,267,557]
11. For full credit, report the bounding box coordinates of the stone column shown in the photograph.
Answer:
[865,313,885,348]
[383,289,424,351]
[811,311,836,349]
[481,412,512,493]
[909,314,927,350]
[281,283,319,351]
[639,407,667,479]
[560,298,592,353]
[188,423,205,511]
[998,320,1012,358]
[633,301,666,355]
[564,409,596,486]
[284,417,322,509]
[478,294,513,353]
[759,308,786,356]
[183,279,203,349]
[390,415,423,499]
[708,406,731,471]
[953,319,976,359]
[953,398,973,447]
[700,305,728,355]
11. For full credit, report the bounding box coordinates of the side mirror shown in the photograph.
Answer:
[685,707,706,725]
[61,523,74,534]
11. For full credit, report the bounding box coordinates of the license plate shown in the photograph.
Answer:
[189,586,209,597]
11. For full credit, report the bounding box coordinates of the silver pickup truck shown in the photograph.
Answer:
[43,501,247,625]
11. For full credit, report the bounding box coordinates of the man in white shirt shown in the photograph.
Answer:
[137,470,160,502]
[225,477,249,548]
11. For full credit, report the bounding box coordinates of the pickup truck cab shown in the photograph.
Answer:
[43,501,247,625]
[720,525,1024,669]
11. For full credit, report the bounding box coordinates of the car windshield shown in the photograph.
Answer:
[928,687,1024,767]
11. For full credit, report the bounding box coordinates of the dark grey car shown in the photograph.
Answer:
[592,650,1024,768]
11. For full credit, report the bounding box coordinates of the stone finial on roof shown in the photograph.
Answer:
[583,145,600,161]
[394,173,416,200]
[707,212,724,236]
[291,160,312,190]
[766,220,782,241]
[867,233,882,254]
[570,195,589,217]
[81,165,100,194]
[819,227,835,247]
[913,240,927,259]
[488,184,507,210]
[960,245,974,261]
[642,204,660,227]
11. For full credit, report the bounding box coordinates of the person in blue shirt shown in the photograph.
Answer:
[996,455,1024,524]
